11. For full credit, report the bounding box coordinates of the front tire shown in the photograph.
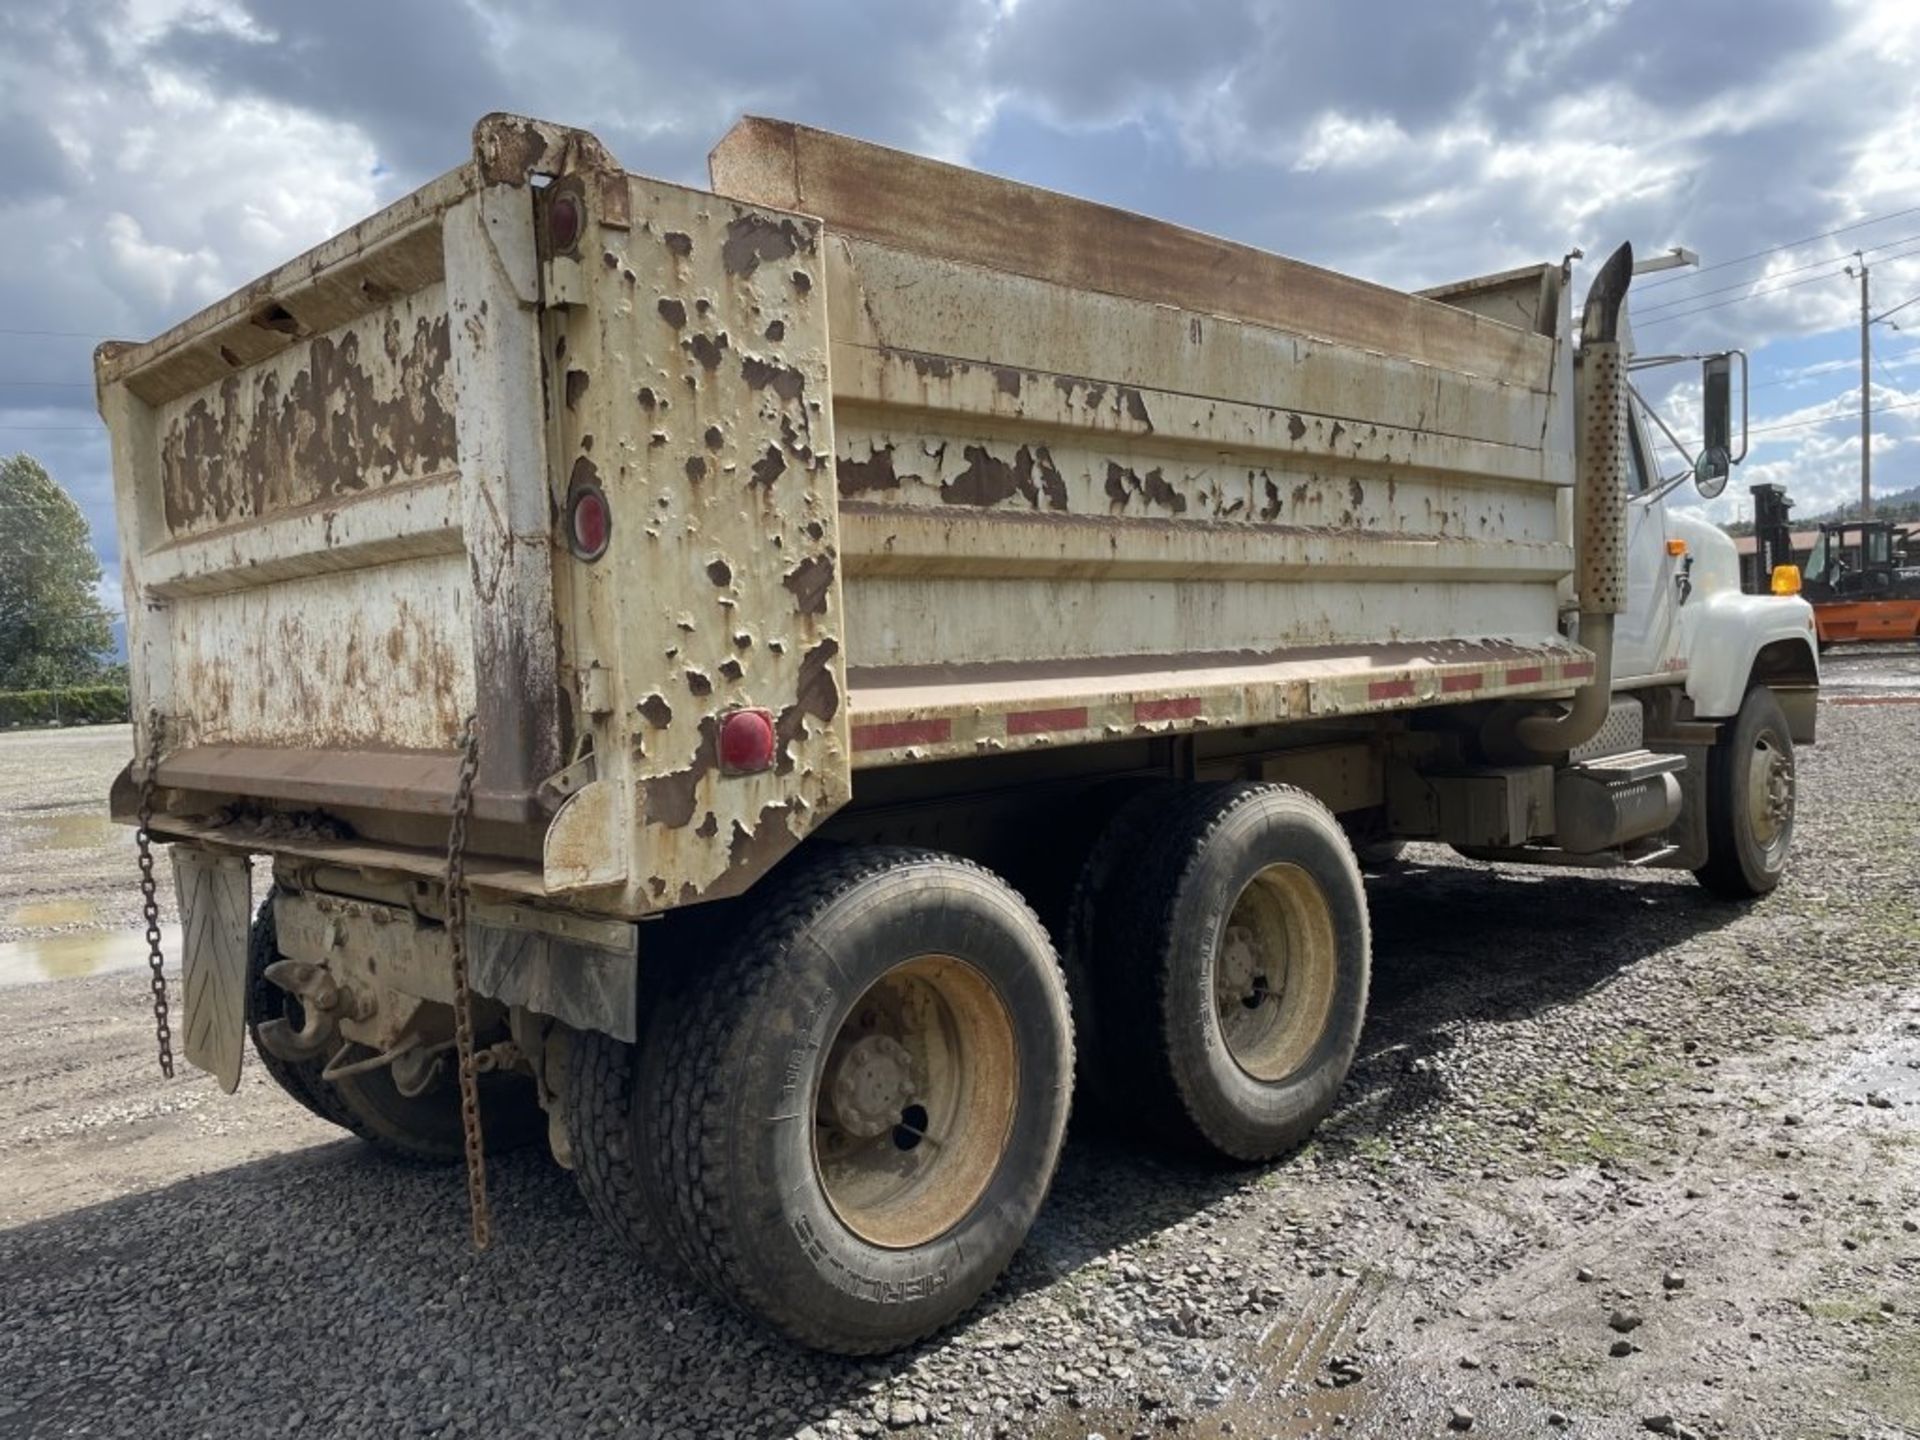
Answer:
[635,846,1074,1354]
[1090,784,1371,1162]
[1694,685,1796,899]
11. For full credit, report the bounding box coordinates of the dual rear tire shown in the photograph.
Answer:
[569,787,1372,1353]
[570,848,1074,1354]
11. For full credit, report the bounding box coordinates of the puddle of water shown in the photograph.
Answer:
[0,925,182,986]
[41,813,127,851]
[9,899,101,928]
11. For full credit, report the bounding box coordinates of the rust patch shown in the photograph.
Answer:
[728,800,799,874]
[721,214,808,277]
[685,456,708,481]
[1121,387,1153,429]
[686,668,713,698]
[565,368,590,410]
[765,319,786,342]
[718,658,743,681]
[637,693,673,728]
[993,367,1022,397]
[1142,468,1186,513]
[637,386,658,410]
[1102,461,1187,516]
[741,354,806,401]
[161,311,456,534]
[1349,478,1366,508]
[1287,414,1307,441]
[704,425,725,450]
[837,445,901,496]
[695,813,718,839]
[751,445,787,488]
[774,638,840,775]
[791,269,812,293]
[782,554,834,615]
[908,353,955,380]
[663,231,693,257]
[941,443,1066,512]
[657,297,687,329]
[643,716,718,828]
[706,558,733,587]
[687,331,729,370]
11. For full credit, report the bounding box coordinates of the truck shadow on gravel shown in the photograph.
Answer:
[0,860,1751,1438]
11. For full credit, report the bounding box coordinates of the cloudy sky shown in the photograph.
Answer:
[4,0,1919,623]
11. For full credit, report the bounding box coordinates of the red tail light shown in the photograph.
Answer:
[719,709,776,774]
[567,482,610,561]
[547,191,583,255]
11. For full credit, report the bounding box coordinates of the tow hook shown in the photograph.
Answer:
[257,958,343,1062]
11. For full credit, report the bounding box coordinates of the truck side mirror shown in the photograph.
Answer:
[1696,353,1734,498]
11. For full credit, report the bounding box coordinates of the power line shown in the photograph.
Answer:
[1748,396,1920,438]
[0,424,102,433]
[0,380,91,388]
[1637,243,1920,328]
[1633,228,1920,315]
[0,327,106,339]
[1745,340,1920,393]
[1635,204,1920,293]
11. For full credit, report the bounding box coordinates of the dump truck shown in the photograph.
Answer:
[96,114,1820,1355]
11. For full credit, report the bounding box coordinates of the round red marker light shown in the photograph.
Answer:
[568,483,610,560]
[718,709,776,774]
[547,191,583,254]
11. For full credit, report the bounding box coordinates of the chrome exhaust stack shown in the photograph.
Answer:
[1517,241,1634,756]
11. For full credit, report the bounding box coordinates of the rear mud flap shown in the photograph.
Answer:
[172,846,253,1094]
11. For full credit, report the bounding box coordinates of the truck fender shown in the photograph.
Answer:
[1681,589,1820,742]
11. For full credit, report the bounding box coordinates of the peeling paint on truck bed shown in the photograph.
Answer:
[99,112,1595,920]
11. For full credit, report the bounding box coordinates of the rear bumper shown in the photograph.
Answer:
[120,743,546,826]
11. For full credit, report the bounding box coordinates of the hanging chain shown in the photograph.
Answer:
[135,707,173,1079]
[446,714,492,1250]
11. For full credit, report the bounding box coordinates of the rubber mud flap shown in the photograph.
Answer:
[174,845,252,1094]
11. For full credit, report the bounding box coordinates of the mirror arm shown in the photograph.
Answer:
[1628,379,1699,472]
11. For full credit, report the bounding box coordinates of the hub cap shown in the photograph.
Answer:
[1211,863,1339,1082]
[1745,730,1794,854]
[813,955,1018,1249]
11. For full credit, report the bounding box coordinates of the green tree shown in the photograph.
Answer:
[0,453,115,690]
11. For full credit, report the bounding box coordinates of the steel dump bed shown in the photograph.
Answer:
[100,114,1585,918]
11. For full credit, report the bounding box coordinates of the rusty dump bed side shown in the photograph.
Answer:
[104,111,1592,922]
[709,119,1586,768]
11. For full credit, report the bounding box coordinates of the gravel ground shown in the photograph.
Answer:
[2,652,1918,1440]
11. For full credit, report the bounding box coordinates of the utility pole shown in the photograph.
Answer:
[1847,251,1871,518]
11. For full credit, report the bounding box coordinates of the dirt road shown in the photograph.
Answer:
[1,655,1917,1439]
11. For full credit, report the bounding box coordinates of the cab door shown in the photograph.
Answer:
[1613,403,1682,680]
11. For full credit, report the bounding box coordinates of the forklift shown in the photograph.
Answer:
[1751,482,1920,645]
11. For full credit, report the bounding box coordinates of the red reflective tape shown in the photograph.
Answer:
[1007,706,1088,735]
[1368,678,1416,702]
[1440,672,1485,694]
[851,718,952,750]
[1563,662,1596,680]
[1504,665,1544,685]
[1134,696,1204,722]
